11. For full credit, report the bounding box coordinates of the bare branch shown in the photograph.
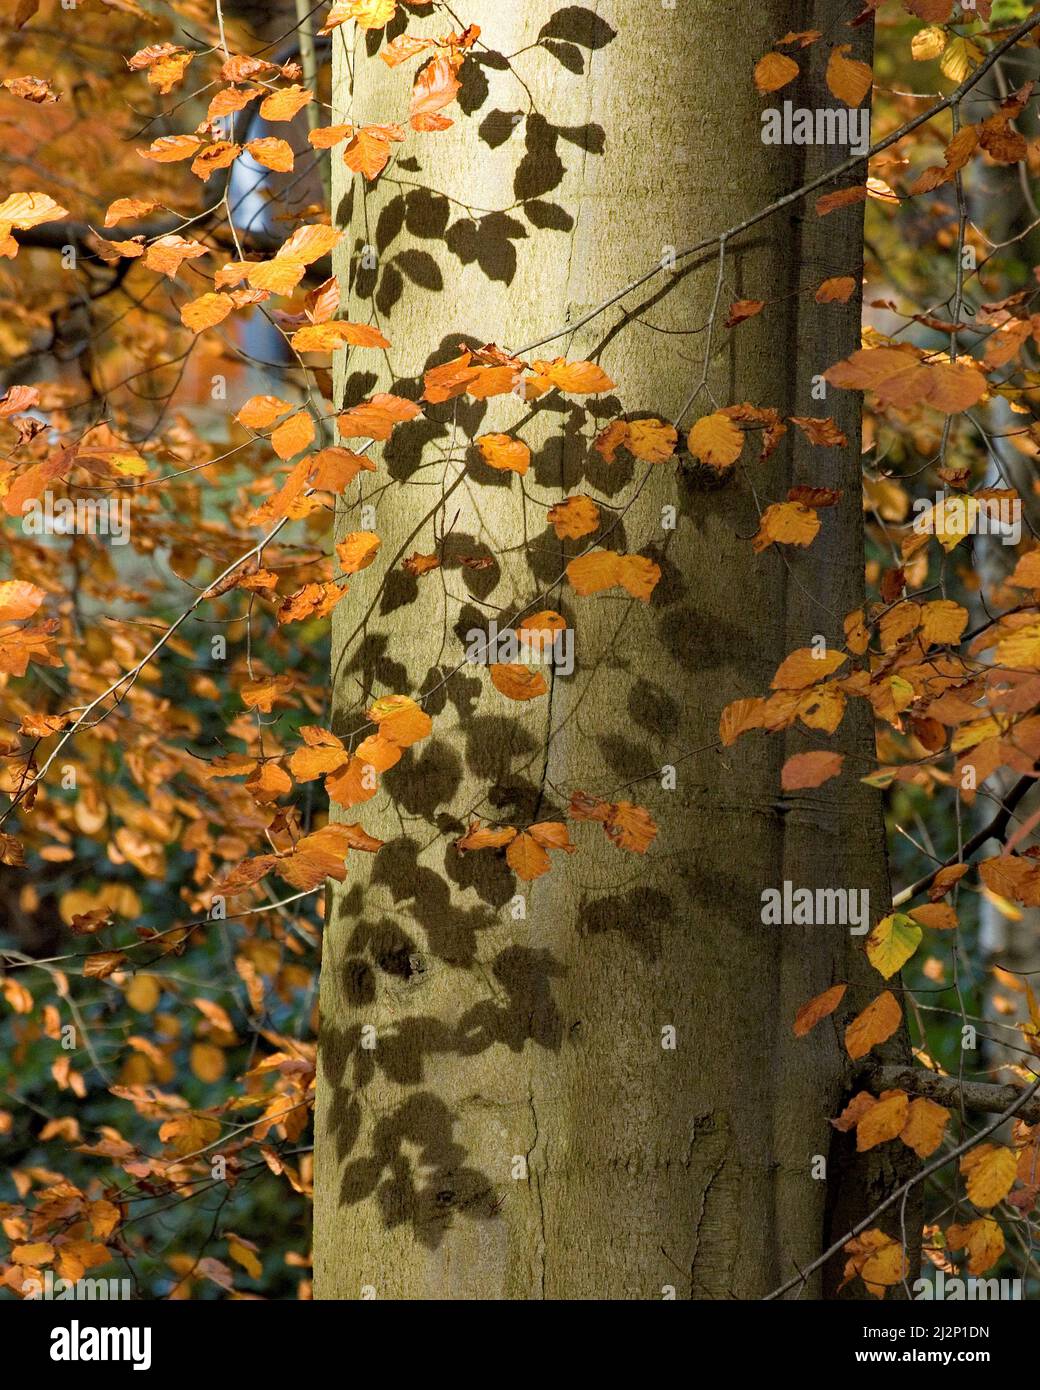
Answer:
[863,1062,1040,1126]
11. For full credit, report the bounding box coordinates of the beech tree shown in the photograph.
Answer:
[0,0,1039,1307]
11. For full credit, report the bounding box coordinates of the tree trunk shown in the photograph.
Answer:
[314,0,916,1300]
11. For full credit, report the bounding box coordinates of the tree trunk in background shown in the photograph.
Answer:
[314,1,917,1300]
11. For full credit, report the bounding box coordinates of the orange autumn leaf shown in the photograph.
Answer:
[754,51,799,93]
[725,298,765,328]
[309,448,377,492]
[529,358,615,395]
[180,292,233,333]
[343,123,406,179]
[0,580,45,622]
[309,123,351,149]
[239,674,295,712]
[815,275,857,304]
[409,55,461,131]
[856,1091,909,1151]
[929,863,969,900]
[824,348,986,415]
[455,821,518,852]
[752,501,821,552]
[324,1,398,32]
[566,550,660,602]
[103,196,160,227]
[900,1097,949,1158]
[367,694,431,748]
[237,395,292,429]
[566,550,623,596]
[403,551,441,576]
[780,750,844,790]
[271,411,316,460]
[337,394,421,440]
[793,982,847,1037]
[604,801,657,853]
[476,434,531,475]
[277,582,348,624]
[946,1218,1004,1276]
[547,495,600,539]
[845,990,902,1060]
[246,137,294,172]
[815,185,868,217]
[143,235,207,278]
[279,224,342,264]
[245,257,306,295]
[568,791,657,853]
[719,696,766,746]
[826,45,872,107]
[489,663,548,701]
[771,647,847,690]
[259,85,313,122]
[245,761,291,802]
[422,351,481,403]
[141,133,201,163]
[595,417,678,464]
[505,824,574,881]
[788,416,848,447]
[908,902,958,931]
[190,141,241,181]
[337,532,381,574]
[290,321,390,352]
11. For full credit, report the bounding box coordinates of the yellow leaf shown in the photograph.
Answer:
[941,36,982,85]
[626,418,678,462]
[367,694,431,748]
[920,599,968,647]
[856,1091,909,1151]
[899,1097,949,1159]
[259,85,313,122]
[771,647,847,690]
[12,1242,55,1265]
[529,357,615,394]
[912,26,946,62]
[946,1218,1004,1275]
[960,1144,1016,1209]
[866,913,922,980]
[228,1235,263,1280]
[125,974,160,1012]
[687,412,743,468]
[190,1042,226,1083]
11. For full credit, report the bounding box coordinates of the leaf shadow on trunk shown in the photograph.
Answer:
[320,868,568,1246]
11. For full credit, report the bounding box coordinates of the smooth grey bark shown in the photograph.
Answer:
[313,1,916,1300]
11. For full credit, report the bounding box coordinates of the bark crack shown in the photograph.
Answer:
[526,1084,547,1297]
